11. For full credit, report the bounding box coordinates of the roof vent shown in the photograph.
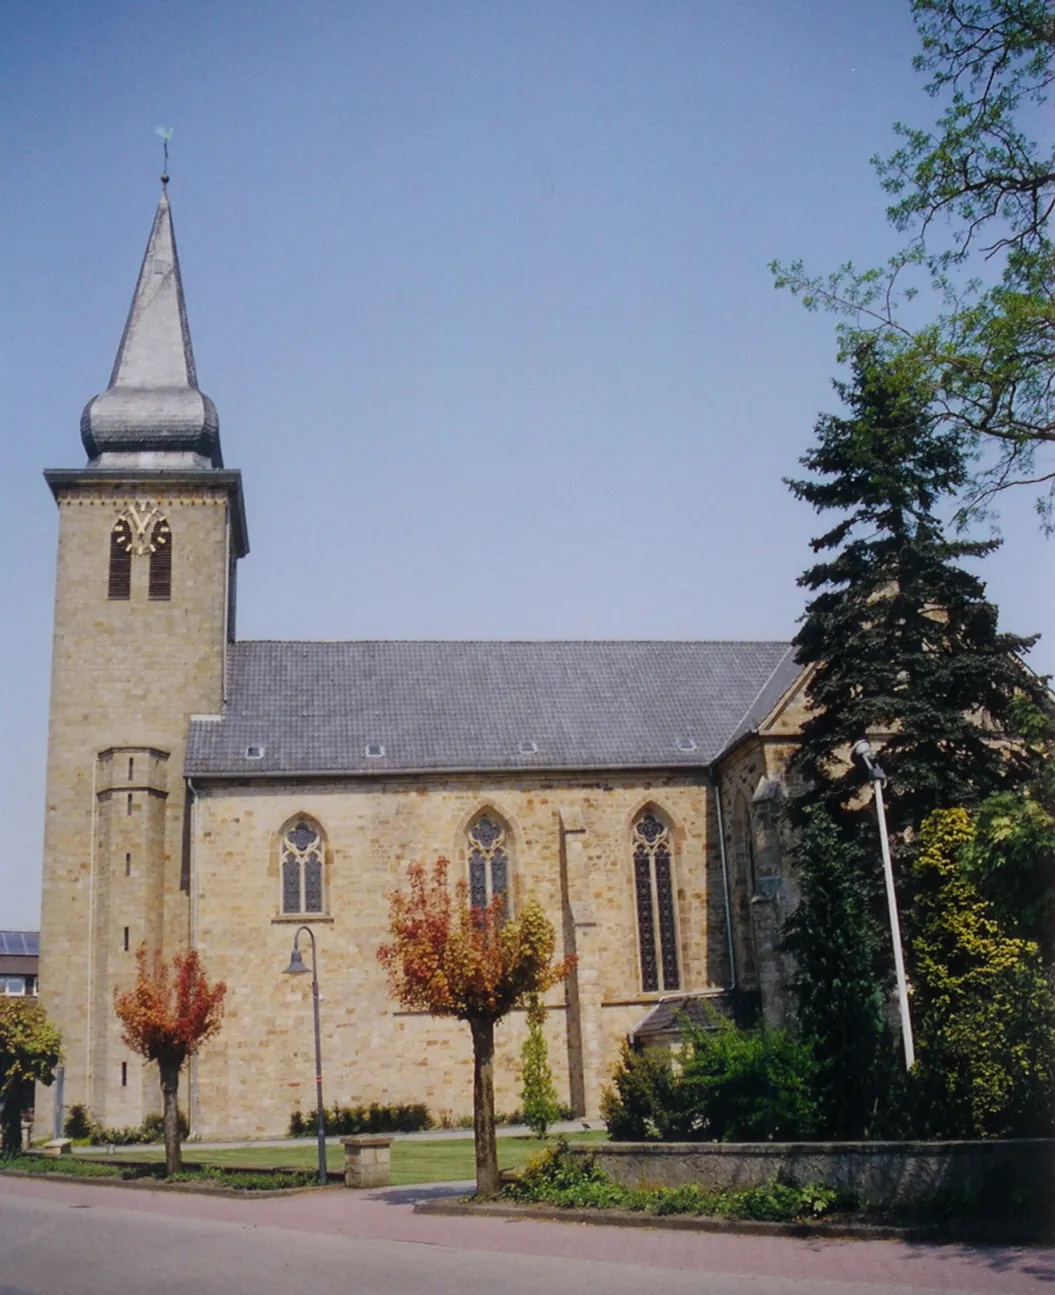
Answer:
[518,740,539,755]
[245,744,265,759]
[365,742,385,758]
[675,737,697,753]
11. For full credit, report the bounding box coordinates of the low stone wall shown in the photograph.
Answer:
[568,1139,1055,1209]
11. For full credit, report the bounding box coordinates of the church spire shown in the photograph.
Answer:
[81,188,222,469]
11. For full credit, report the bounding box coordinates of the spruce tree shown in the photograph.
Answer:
[789,342,1044,837]
[784,341,1046,1136]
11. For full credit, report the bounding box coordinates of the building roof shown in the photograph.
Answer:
[80,188,223,469]
[631,991,742,1038]
[185,639,799,778]
[0,932,39,957]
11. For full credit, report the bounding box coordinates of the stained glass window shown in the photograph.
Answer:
[632,811,680,992]
[467,814,511,918]
[280,819,326,915]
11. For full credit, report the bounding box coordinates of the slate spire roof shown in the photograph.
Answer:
[80,187,222,469]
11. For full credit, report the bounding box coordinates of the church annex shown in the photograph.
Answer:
[39,189,809,1138]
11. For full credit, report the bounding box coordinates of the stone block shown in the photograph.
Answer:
[42,1139,72,1158]
[342,1134,392,1188]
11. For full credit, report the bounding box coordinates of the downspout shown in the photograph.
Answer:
[186,776,200,1137]
[85,756,98,1113]
[710,765,737,993]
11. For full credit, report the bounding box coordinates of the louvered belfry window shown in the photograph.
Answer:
[280,819,325,915]
[108,520,133,600]
[633,810,680,993]
[148,518,172,600]
[467,814,510,918]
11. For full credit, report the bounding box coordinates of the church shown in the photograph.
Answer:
[38,188,811,1139]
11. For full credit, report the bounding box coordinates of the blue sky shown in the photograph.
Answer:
[2,1,1051,928]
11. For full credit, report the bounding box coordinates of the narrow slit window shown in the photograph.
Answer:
[632,811,680,992]
[108,520,132,600]
[467,813,511,919]
[121,1062,128,1088]
[128,757,134,781]
[148,519,172,600]
[127,793,133,817]
[125,852,132,877]
[123,926,130,952]
[280,818,326,915]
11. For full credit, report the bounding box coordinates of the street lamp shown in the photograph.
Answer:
[283,925,327,1185]
[852,739,915,1070]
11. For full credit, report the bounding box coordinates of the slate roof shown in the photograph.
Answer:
[0,932,39,957]
[185,639,800,778]
[631,991,741,1038]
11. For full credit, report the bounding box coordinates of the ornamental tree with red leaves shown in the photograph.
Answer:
[378,858,574,1195]
[114,946,226,1174]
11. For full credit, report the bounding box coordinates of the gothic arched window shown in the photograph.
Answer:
[148,518,172,600]
[280,818,325,915]
[108,519,132,600]
[467,813,510,917]
[632,810,680,993]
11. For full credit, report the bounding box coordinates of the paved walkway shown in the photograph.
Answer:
[71,1118,603,1154]
[2,1173,1052,1293]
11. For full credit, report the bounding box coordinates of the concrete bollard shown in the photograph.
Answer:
[341,1135,392,1188]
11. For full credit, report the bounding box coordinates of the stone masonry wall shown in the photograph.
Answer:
[38,480,233,1129]
[189,771,731,1139]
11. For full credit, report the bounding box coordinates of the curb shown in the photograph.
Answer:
[412,1196,1053,1245]
[0,1168,340,1200]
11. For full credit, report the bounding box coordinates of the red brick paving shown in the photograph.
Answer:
[1,1175,1051,1293]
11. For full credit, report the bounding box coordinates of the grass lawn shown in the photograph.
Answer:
[79,1130,608,1186]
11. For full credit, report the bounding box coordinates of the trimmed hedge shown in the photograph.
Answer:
[289,1101,432,1137]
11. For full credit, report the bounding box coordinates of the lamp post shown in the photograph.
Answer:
[283,925,327,1185]
[852,739,915,1070]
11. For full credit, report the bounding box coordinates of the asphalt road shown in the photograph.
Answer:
[1,1178,1051,1295]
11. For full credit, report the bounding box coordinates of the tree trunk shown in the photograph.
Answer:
[469,1015,499,1196]
[0,1090,22,1157]
[159,1062,183,1176]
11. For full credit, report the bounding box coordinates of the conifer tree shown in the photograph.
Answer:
[520,993,560,1138]
[789,341,1044,836]
[785,341,1045,1135]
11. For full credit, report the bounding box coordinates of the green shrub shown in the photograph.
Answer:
[600,1040,683,1140]
[88,1108,189,1146]
[601,1015,817,1142]
[289,1101,432,1137]
[520,994,561,1138]
[676,1016,818,1141]
[502,1139,854,1220]
[63,1104,94,1140]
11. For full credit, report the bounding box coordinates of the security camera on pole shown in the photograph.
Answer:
[852,739,915,1071]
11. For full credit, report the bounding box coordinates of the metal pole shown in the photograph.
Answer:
[304,927,327,1187]
[872,777,915,1070]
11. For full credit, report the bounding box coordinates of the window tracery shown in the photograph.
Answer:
[280,818,325,915]
[632,810,680,993]
[106,503,172,601]
[467,813,510,917]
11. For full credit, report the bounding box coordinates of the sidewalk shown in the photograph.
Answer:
[3,1172,1052,1294]
[72,1117,604,1155]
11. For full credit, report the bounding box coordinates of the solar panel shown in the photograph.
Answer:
[0,932,39,956]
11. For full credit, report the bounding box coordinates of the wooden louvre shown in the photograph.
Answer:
[148,519,172,600]
[108,521,132,600]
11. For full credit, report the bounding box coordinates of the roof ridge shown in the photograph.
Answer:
[231,638,794,647]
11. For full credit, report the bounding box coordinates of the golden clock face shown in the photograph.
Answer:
[113,518,134,552]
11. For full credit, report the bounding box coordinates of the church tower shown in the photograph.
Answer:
[39,186,248,1128]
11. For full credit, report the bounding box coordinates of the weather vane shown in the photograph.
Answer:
[155,126,173,186]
